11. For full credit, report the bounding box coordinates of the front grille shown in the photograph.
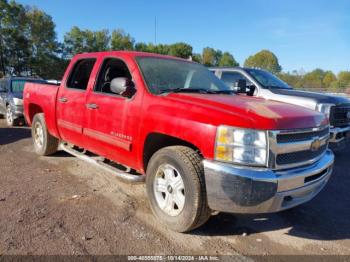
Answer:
[277,127,329,143]
[271,126,329,169]
[276,144,327,166]
[330,104,350,127]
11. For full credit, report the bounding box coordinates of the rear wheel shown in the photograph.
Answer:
[146,146,210,232]
[31,113,59,156]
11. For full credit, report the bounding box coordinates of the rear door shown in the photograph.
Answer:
[56,58,97,147]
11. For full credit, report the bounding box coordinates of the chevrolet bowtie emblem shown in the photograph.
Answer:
[310,137,321,152]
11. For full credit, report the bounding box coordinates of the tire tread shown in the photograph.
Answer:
[146,145,210,232]
[32,113,59,156]
[172,146,210,231]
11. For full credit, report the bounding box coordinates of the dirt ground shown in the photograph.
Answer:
[0,119,350,260]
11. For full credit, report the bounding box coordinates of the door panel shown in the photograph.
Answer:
[56,58,96,147]
[84,94,132,164]
[56,88,86,141]
[83,57,136,166]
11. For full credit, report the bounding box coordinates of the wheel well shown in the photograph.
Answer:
[28,104,43,124]
[143,133,202,171]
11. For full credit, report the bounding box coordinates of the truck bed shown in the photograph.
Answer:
[23,82,60,138]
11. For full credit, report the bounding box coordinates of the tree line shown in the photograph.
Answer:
[278,68,350,90]
[0,0,349,90]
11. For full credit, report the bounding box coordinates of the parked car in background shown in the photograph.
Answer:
[24,52,334,232]
[0,77,46,126]
[210,67,350,150]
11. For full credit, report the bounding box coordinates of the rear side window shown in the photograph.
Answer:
[66,59,96,90]
[11,80,26,92]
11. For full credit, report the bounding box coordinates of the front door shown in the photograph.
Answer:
[56,58,97,147]
[84,57,136,166]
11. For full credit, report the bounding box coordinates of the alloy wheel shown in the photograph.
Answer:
[153,164,186,216]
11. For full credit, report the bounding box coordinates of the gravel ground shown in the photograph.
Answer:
[0,119,349,260]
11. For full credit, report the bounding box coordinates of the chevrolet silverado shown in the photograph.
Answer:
[23,52,334,232]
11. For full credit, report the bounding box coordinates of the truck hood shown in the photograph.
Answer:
[270,88,350,107]
[164,93,328,130]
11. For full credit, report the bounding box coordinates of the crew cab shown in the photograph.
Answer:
[24,52,334,232]
[210,67,350,150]
[0,77,46,126]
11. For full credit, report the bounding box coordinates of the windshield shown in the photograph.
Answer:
[245,69,292,89]
[11,79,45,92]
[136,57,232,94]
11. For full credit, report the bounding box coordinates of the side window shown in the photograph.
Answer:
[1,80,8,91]
[94,58,132,94]
[0,80,4,91]
[221,72,250,87]
[1,80,6,90]
[11,80,26,92]
[66,59,96,90]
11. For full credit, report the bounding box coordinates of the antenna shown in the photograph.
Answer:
[154,16,157,44]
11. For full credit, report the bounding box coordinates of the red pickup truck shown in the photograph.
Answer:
[24,51,334,232]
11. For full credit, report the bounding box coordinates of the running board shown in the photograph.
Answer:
[59,143,145,183]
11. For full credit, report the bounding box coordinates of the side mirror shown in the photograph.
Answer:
[110,77,136,98]
[232,79,247,93]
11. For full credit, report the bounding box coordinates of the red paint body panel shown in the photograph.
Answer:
[23,82,60,138]
[23,51,328,174]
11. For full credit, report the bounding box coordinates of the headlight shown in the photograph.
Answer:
[13,98,23,106]
[215,126,268,166]
[316,103,334,119]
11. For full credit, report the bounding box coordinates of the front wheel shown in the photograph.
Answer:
[31,113,59,156]
[146,146,210,232]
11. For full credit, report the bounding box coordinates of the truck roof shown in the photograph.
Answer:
[74,50,192,62]
[209,66,262,72]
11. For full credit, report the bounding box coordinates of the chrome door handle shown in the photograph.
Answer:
[86,103,99,109]
[58,97,68,103]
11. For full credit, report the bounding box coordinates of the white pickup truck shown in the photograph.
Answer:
[210,67,350,150]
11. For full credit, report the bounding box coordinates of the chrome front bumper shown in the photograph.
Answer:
[203,150,334,214]
[329,126,350,150]
[10,104,24,119]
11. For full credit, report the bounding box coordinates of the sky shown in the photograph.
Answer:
[17,0,350,73]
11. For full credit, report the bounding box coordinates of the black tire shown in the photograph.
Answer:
[146,146,210,232]
[31,113,59,156]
